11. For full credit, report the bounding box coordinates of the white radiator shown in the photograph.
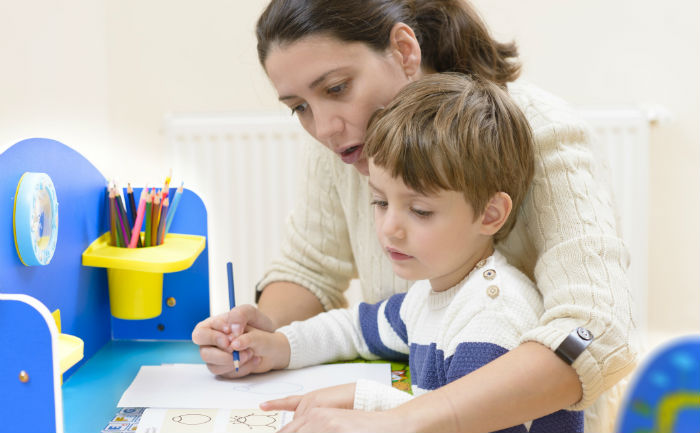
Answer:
[165,114,307,312]
[165,109,652,332]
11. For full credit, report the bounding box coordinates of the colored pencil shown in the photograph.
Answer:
[151,193,161,247]
[114,193,129,248]
[109,188,117,246]
[164,182,183,235]
[110,187,124,247]
[115,188,132,247]
[127,184,142,247]
[144,190,153,247]
[129,189,148,248]
[227,261,240,372]
[163,168,172,200]
[156,197,169,245]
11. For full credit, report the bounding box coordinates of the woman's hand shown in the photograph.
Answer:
[260,383,356,417]
[191,304,277,378]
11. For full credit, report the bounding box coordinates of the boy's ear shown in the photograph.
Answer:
[480,192,513,236]
[388,22,422,80]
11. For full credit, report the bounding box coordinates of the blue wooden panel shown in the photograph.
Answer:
[0,138,112,379]
[0,297,58,433]
[62,340,202,433]
[617,335,700,432]
[111,187,210,340]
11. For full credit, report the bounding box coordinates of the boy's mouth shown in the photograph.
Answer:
[387,247,413,261]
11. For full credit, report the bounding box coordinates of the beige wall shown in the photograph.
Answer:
[1,1,698,336]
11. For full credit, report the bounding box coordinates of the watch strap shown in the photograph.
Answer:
[554,327,594,365]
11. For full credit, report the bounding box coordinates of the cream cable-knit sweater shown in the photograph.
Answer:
[257,80,637,432]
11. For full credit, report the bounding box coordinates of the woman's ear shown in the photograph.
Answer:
[480,192,513,236]
[388,22,422,80]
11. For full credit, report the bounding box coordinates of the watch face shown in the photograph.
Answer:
[576,327,593,341]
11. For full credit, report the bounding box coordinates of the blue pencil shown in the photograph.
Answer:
[227,261,240,372]
[164,182,183,235]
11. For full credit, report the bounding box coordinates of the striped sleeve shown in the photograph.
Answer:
[357,293,409,361]
[278,293,409,369]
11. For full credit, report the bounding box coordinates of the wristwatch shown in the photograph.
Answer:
[554,327,594,365]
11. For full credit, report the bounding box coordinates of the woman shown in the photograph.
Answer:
[192,0,637,431]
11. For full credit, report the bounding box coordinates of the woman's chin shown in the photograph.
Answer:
[353,159,369,176]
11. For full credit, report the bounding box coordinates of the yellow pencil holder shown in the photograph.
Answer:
[82,232,206,320]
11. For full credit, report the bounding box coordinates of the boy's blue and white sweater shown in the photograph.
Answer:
[278,251,584,432]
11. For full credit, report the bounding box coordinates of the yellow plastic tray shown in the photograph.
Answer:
[52,310,84,373]
[58,333,84,374]
[81,232,205,273]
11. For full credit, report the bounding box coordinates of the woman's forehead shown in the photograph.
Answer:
[265,36,385,92]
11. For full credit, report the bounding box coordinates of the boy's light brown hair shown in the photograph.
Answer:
[364,73,534,241]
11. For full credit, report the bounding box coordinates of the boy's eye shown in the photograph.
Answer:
[291,102,309,116]
[411,208,433,218]
[370,199,388,209]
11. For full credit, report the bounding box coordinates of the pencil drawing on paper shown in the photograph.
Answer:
[163,409,218,433]
[231,381,303,395]
[172,413,212,425]
[228,410,282,432]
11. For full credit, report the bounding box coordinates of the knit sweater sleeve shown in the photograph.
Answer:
[256,142,356,311]
[278,293,410,369]
[353,379,413,411]
[506,83,638,410]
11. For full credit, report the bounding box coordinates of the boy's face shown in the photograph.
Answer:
[368,161,494,292]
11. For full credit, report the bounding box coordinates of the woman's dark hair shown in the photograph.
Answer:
[256,0,520,85]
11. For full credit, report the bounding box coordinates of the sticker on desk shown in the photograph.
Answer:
[103,408,143,432]
[135,408,292,433]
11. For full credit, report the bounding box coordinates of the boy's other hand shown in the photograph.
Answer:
[260,383,356,416]
[226,329,291,377]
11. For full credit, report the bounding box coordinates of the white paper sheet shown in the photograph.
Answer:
[118,363,391,409]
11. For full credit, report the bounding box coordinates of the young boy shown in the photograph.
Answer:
[233,73,583,432]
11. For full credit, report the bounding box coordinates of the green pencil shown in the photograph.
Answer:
[144,190,153,247]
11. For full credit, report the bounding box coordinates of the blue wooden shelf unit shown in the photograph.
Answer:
[0,138,211,433]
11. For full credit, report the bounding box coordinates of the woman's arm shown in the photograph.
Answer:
[257,281,324,328]
[399,342,581,433]
[281,342,580,433]
[255,142,358,313]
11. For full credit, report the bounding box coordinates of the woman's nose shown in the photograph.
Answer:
[313,109,344,144]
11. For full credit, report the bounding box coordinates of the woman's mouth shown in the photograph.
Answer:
[339,144,363,164]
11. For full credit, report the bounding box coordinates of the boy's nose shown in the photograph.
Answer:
[382,211,406,240]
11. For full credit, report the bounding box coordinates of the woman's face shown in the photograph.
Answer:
[265,35,415,176]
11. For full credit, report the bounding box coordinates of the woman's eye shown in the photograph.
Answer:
[291,102,309,116]
[411,208,433,218]
[327,82,347,95]
[370,199,388,209]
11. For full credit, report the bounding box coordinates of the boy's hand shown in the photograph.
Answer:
[192,304,278,378]
[259,383,356,416]
[226,329,291,377]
